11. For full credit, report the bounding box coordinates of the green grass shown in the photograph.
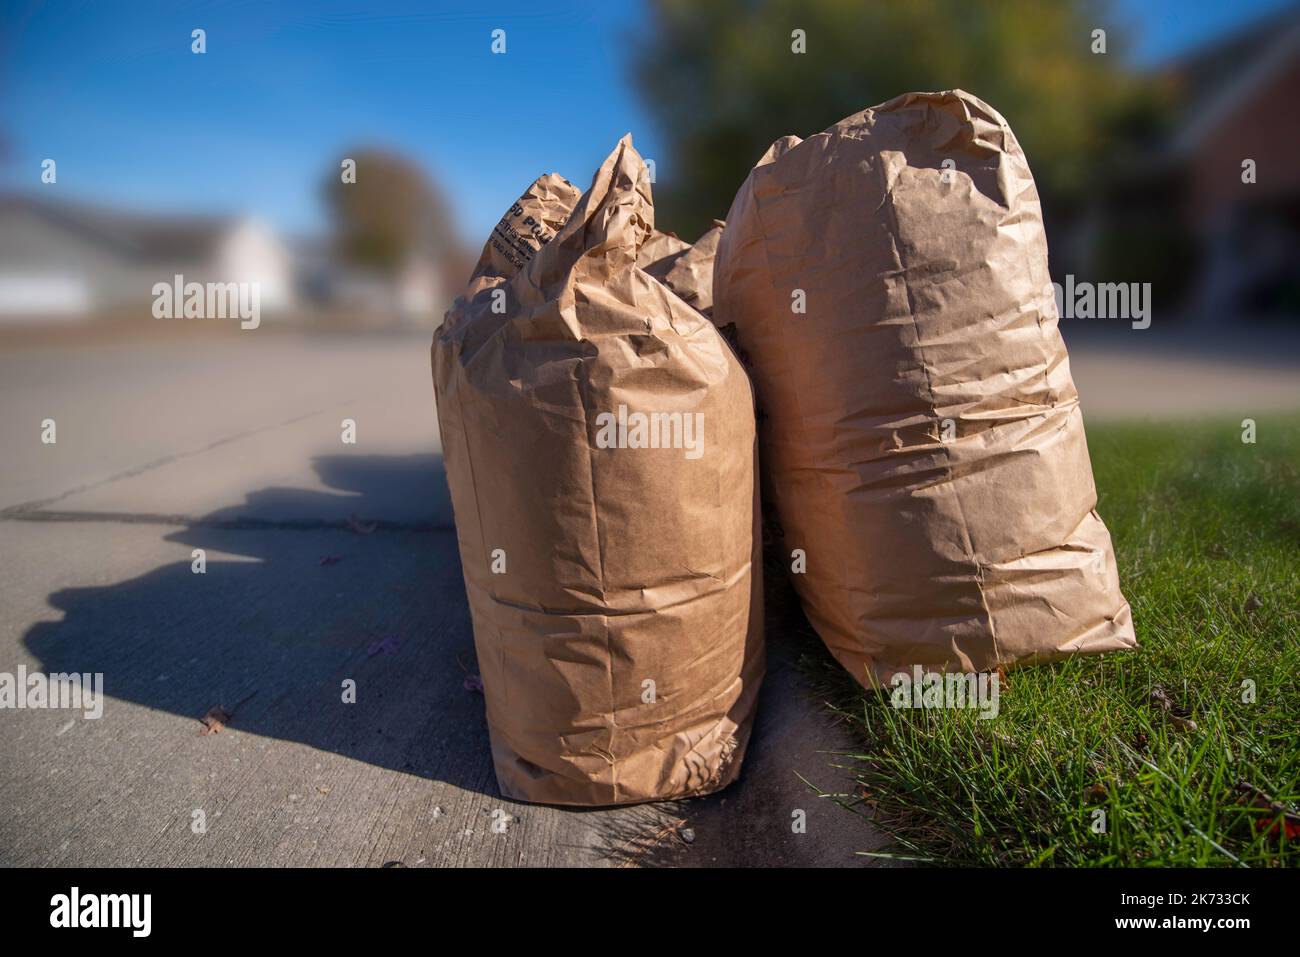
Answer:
[813,414,1300,866]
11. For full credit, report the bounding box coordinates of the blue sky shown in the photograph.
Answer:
[3,0,1294,244]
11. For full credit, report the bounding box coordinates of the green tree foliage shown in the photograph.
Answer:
[634,0,1148,238]
[321,149,455,274]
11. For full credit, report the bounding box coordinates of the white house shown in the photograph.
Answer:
[0,193,296,322]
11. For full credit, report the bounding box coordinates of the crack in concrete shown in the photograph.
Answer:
[0,399,361,518]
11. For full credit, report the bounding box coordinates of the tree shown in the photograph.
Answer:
[321,148,455,274]
[634,0,1151,239]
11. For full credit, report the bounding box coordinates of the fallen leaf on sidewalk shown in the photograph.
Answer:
[199,705,232,735]
[198,691,257,735]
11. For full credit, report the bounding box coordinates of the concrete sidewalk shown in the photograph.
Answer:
[0,334,881,867]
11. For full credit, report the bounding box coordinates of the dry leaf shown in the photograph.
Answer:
[197,691,256,736]
[1149,686,1175,712]
[1235,782,1300,841]
[1149,685,1196,730]
[1083,783,1109,803]
[199,705,231,735]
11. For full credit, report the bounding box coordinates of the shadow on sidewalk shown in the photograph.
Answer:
[20,452,885,866]
[22,453,501,795]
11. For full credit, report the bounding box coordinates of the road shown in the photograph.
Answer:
[3,328,1293,867]
[0,332,884,867]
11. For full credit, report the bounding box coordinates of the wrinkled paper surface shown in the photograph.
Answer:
[434,137,763,805]
[714,90,1136,688]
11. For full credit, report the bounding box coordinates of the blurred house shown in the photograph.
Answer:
[292,232,449,330]
[0,193,295,322]
[1085,7,1300,323]
[1167,9,1300,321]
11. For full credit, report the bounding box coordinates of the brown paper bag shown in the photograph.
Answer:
[433,136,764,806]
[714,90,1135,689]
[462,171,582,300]
[640,220,725,317]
